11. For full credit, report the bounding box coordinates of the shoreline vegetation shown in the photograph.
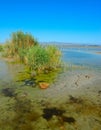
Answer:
[0,31,62,88]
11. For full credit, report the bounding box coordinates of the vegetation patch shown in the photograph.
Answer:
[69,95,83,104]
[0,45,3,52]
[62,116,76,123]
[12,97,41,130]
[35,68,61,84]
[42,107,65,120]
[1,31,62,86]
[1,88,16,97]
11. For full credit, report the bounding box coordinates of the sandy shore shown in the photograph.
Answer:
[0,68,101,130]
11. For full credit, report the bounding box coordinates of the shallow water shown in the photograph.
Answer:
[0,48,101,130]
[62,47,101,69]
[0,59,24,82]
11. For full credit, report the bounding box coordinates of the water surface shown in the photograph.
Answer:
[62,47,101,69]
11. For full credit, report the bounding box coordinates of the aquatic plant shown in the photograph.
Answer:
[26,45,50,71]
[42,107,65,120]
[26,45,62,72]
[12,96,41,130]
[46,45,62,69]
[18,48,28,63]
[3,31,38,58]
[1,88,16,97]
[2,31,62,78]
[0,45,3,52]
[2,42,13,57]
[11,31,38,50]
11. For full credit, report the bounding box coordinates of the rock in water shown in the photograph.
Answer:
[39,82,49,89]
[24,79,36,87]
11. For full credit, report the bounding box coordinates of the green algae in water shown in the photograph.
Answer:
[42,107,65,121]
[15,67,31,82]
[0,96,42,130]
[62,116,76,124]
[16,67,62,85]
[16,73,31,82]
[35,69,62,84]
[1,88,16,97]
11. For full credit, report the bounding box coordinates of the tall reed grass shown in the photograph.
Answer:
[2,31,62,73]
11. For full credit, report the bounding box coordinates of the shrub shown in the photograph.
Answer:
[2,31,62,73]
[26,45,62,72]
[3,31,39,58]
[3,43,14,57]
[18,48,28,63]
[26,45,50,70]
[0,45,3,52]
[46,45,62,68]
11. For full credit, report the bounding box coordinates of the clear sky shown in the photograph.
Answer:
[0,0,101,44]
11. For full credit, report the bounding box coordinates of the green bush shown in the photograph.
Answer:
[2,31,62,73]
[46,45,62,68]
[26,45,62,72]
[2,43,14,57]
[3,31,39,58]
[18,48,28,63]
[0,45,3,52]
[27,45,50,70]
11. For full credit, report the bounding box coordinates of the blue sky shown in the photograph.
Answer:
[0,0,101,44]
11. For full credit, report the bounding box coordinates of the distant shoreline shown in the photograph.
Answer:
[96,51,101,54]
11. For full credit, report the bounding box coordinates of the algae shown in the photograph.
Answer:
[35,68,62,84]
[16,67,62,87]
[11,96,41,130]
[42,107,65,121]
[1,88,16,97]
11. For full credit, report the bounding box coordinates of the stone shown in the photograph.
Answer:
[39,82,49,89]
[24,79,36,87]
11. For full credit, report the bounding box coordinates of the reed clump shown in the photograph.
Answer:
[0,44,4,52]
[2,31,62,74]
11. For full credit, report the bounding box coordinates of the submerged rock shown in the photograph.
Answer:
[39,82,49,89]
[24,79,36,87]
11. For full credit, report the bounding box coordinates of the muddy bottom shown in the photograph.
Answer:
[0,63,101,130]
[0,84,101,130]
